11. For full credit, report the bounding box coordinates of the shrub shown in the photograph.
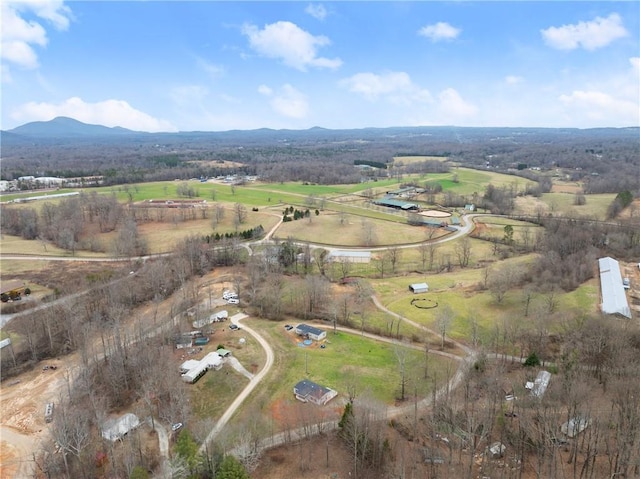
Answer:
[524,352,541,367]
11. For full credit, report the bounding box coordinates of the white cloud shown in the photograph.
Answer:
[630,57,640,73]
[196,57,225,79]
[305,3,328,21]
[260,84,309,119]
[11,97,176,132]
[340,71,432,104]
[241,21,342,71]
[257,84,273,96]
[1,1,72,71]
[170,85,209,107]
[438,88,477,119]
[1,64,12,83]
[559,90,639,124]
[541,13,628,51]
[505,75,524,85]
[417,22,461,42]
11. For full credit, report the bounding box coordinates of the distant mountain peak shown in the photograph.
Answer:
[7,117,137,137]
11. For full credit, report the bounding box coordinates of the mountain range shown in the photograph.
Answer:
[3,117,639,148]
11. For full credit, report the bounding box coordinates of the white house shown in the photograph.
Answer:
[295,323,327,341]
[101,413,140,441]
[530,370,551,398]
[181,352,223,383]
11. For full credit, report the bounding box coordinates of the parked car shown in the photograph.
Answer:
[284,324,293,331]
[229,324,239,331]
[227,298,239,304]
[222,291,238,300]
[171,422,183,432]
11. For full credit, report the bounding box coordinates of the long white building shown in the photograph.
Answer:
[598,257,631,319]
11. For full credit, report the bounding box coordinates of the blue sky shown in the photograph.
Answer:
[2,1,639,132]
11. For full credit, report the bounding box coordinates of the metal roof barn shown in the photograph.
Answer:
[598,257,631,319]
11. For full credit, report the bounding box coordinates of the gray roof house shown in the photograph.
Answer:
[295,324,327,341]
[293,379,338,405]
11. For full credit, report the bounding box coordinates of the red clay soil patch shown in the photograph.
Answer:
[550,183,582,194]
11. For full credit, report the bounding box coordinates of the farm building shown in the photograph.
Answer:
[409,283,429,294]
[598,257,632,319]
[175,335,193,349]
[386,186,417,197]
[529,370,551,398]
[295,324,327,341]
[101,413,140,442]
[373,197,419,211]
[293,379,338,405]
[327,250,372,263]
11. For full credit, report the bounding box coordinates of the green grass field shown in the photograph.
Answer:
[245,318,457,410]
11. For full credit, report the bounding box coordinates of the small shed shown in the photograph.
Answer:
[216,348,232,357]
[488,442,506,459]
[409,283,429,294]
[295,324,327,341]
[561,416,591,438]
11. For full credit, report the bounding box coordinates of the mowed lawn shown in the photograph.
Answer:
[244,318,458,414]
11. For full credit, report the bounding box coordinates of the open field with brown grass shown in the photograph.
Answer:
[514,192,615,220]
[392,155,449,164]
[272,211,445,246]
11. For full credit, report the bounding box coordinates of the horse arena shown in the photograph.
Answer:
[420,210,452,218]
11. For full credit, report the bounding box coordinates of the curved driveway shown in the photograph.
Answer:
[198,312,274,455]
